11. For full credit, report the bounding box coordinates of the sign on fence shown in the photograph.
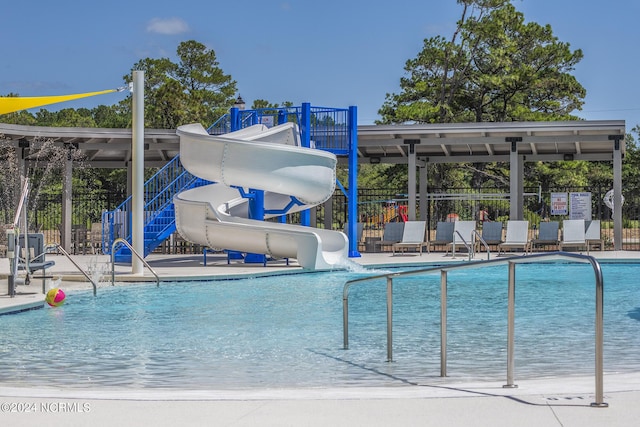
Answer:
[551,192,568,215]
[569,192,592,220]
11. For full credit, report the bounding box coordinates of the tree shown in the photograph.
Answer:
[124,40,237,129]
[379,0,585,124]
[377,0,588,196]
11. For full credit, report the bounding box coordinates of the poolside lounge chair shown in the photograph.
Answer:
[559,219,588,254]
[446,221,477,256]
[392,221,427,255]
[528,221,560,253]
[585,220,604,251]
[374,222,404,252]
[426,221,455,253]
[17,233,55,287]
[497,220,530,255]
[476,221,503,252]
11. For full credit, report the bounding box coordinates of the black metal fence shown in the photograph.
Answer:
[329,185,640,251]
[5,185,639,253]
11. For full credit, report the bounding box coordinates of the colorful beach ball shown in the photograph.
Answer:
[46,288,66,307]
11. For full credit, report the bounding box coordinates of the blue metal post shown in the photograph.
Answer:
[348,106,361,258]
[245,189,267,263]
[300,102,311,227]
[230,107,240,131]
[277,110,286,126]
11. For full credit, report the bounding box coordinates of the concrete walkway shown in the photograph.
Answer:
[1,250,639,426]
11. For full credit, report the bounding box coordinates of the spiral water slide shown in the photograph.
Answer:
[174,122,349,270]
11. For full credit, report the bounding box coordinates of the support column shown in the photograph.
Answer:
[131,70,145,275]
[300,102,311,227]
[611,136,623,250]
[419,162,427,221]
[404,140,419,221]
[347,106,360,257]
[61,149,73,252]
[508,138,523,220]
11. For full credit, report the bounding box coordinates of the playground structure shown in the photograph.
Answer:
[102,103,361,268]
[173,122,348,269]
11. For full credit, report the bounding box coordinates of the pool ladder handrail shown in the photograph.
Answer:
[449,230,473,261]
[110,238,160,287]
[46,243,99,296]
[342,251,607,408]
[472,230,490,260]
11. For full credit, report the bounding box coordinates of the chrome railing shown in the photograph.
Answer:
[46,244,99,296]
[472,230,490,260]
[342,252,607,407]
[450,230,473,261]
[110,238,160,287]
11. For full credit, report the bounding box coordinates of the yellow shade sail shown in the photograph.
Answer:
[0,89,121,115]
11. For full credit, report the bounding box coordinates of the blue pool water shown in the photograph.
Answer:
[0,262,639,390]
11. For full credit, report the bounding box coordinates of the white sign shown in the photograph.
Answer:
[569,192,592,220]
[550,192,568,216]
[259,116,274,127]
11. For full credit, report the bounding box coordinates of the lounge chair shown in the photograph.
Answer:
[559,219,588,254]
[17,233,55,287]
[426,221,455,253]
[446,221,476,256]
[476,221,503,252]
[374,222,404,252]
[497,220,530,255]
[585,220,604,251]
[392,221,427,255]
[528,221,560,253]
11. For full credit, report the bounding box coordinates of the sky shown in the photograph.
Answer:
[2,0,640,127]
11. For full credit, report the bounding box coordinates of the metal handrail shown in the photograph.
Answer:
[342,251,607,408]
[46,244,99,296]
[472,230,490,260]
[450,230,473,261]
[110,238,160,287]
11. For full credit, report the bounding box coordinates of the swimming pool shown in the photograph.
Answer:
[0,262,638,390]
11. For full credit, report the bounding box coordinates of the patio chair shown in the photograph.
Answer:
[585,220,604,251]
[446,221,477,256]
[497,220,530,255]
[559,219,588,254]
[426,221,455,253]
[528,221,560,253]
[392,221,427,255]
[17,233,55,287]
[374,222,405,252]
[476,221,503,252]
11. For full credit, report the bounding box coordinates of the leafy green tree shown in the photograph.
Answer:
[379,0,585,124]
[377,0,588,197]
[124,40,237,129]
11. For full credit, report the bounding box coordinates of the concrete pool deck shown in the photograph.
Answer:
[1,250,639,426]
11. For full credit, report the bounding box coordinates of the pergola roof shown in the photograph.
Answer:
[0,123,179,168]
[356,120,626,164]
[0,119,627,168]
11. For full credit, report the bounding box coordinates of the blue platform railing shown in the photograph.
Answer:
[208,105,350,155]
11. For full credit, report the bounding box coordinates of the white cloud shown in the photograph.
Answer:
[146,17,190,35]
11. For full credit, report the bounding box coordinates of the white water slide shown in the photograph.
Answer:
[174,122,349,270]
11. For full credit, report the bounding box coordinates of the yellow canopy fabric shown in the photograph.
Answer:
[0,89,119,115]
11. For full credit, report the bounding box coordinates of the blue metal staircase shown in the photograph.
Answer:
[103,155,209,262]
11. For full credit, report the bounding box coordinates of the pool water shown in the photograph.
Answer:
[0,262,638,390]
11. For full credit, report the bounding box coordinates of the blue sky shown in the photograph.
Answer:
[2,0,639,127]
